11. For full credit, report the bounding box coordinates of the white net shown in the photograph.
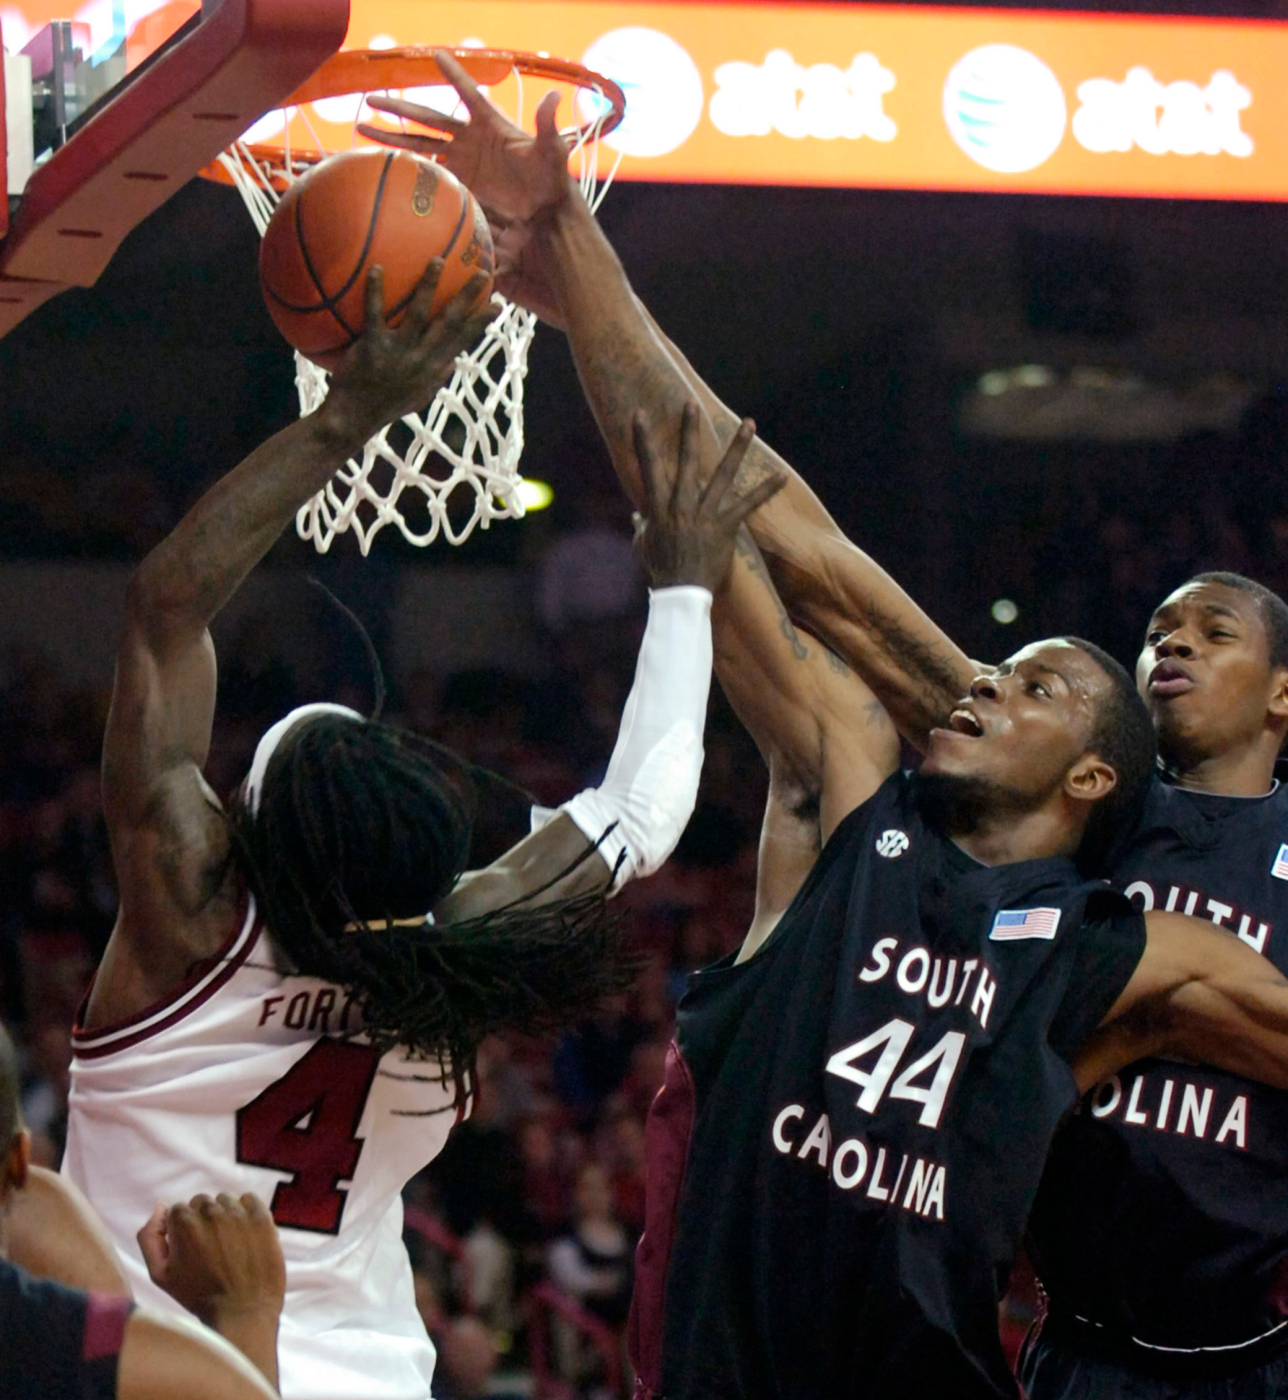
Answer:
[218,64,619,555]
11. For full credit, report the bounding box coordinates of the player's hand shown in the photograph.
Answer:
[632,402,786,594]
[137,1192,286,1328]
[356,50,572,223]
[138,1192,286,1388]
[320,260,499,443]
[492,218,565,328]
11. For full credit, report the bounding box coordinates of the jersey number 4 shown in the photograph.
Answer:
[825,1019,966,1129]
[236,1040,382,1234]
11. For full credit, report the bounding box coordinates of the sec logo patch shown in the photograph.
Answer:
[875,829,910,859]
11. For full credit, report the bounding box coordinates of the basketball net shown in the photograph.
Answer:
[214,52,622,555]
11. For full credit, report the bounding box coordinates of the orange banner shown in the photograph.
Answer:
[6,0,1288,199]
[346,0,1288,200]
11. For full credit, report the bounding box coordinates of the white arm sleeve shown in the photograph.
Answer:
[531,585,712,892]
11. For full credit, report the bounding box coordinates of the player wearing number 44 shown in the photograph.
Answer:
[628,630,1288,1400]
[46,266,783,1400]
[357,54,1288,1400]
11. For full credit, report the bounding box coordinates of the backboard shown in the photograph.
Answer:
[0,0,350,340]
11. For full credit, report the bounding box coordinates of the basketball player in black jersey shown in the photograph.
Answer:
[515,235,1288,1393]
[616,406,1288,1400]
[1020,576,1288,1399]
[597,327,1288,1393]
[361,59,1288,1398]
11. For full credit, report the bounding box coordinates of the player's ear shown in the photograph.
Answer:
[1265,666,1288,726]
[1064,752,1117,805]
[2,1129,30,1198]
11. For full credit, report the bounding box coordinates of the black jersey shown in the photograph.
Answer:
[628,771,1145,1400]
[0,1259,133,1400]
[1029,771,1288,1363]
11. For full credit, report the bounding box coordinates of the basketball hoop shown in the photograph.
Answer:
[202,47,626,555]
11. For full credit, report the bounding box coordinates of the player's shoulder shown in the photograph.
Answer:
[823,768,919,858]
[825,772,1116,920]
[940,818,1127,940]
[762,770,915,924]
[72,890,270,1064]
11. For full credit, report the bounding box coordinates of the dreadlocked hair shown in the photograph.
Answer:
[228,715,636,1106]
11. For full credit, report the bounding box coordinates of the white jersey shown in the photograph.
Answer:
[64,893,463,1400]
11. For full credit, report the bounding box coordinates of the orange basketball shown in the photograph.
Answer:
[259,149,494,372]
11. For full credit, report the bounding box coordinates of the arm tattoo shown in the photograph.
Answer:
[580,314,684,460]
[851,597,964,724]
[567,277,955,726]
[735,531,809,661]
[730,437,782,498]
[757,537,965,727]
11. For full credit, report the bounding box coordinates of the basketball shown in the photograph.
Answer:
[259,148,494,372]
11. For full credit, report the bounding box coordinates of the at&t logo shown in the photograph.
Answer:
[943,46,1255,173]
[942,44,1068,173]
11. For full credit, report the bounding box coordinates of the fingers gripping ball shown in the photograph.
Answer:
[259,149,495,371]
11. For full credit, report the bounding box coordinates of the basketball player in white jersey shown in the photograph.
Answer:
[61,260,783,1400]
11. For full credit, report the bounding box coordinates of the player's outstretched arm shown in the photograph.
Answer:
[95,269,497,1026]
[435,401,784,922]
[719,525,902,961]
[696,411,899,956]
[360,56,975,751]
[117,1311,279,1400]
[1074,911,1288,1093]
[638,305,977,749]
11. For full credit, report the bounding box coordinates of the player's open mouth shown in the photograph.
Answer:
[946,708,985,737]
[1148,660,1196,698]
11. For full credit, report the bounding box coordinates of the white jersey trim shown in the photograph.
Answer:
[72,893,262,1059]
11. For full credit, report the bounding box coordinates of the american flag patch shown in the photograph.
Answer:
[1272,844,1288,881]
[989,907,1062,941]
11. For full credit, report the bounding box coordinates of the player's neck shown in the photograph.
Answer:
[949,805,1078,868]
[1159,738,1279,797]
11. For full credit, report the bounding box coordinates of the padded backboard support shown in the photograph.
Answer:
[0,0,350,339]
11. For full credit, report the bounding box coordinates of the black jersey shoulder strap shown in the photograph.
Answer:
[749,770,911,962]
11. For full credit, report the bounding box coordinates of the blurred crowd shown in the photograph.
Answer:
[932,399,1288,662]
[3,420,1287,1394]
